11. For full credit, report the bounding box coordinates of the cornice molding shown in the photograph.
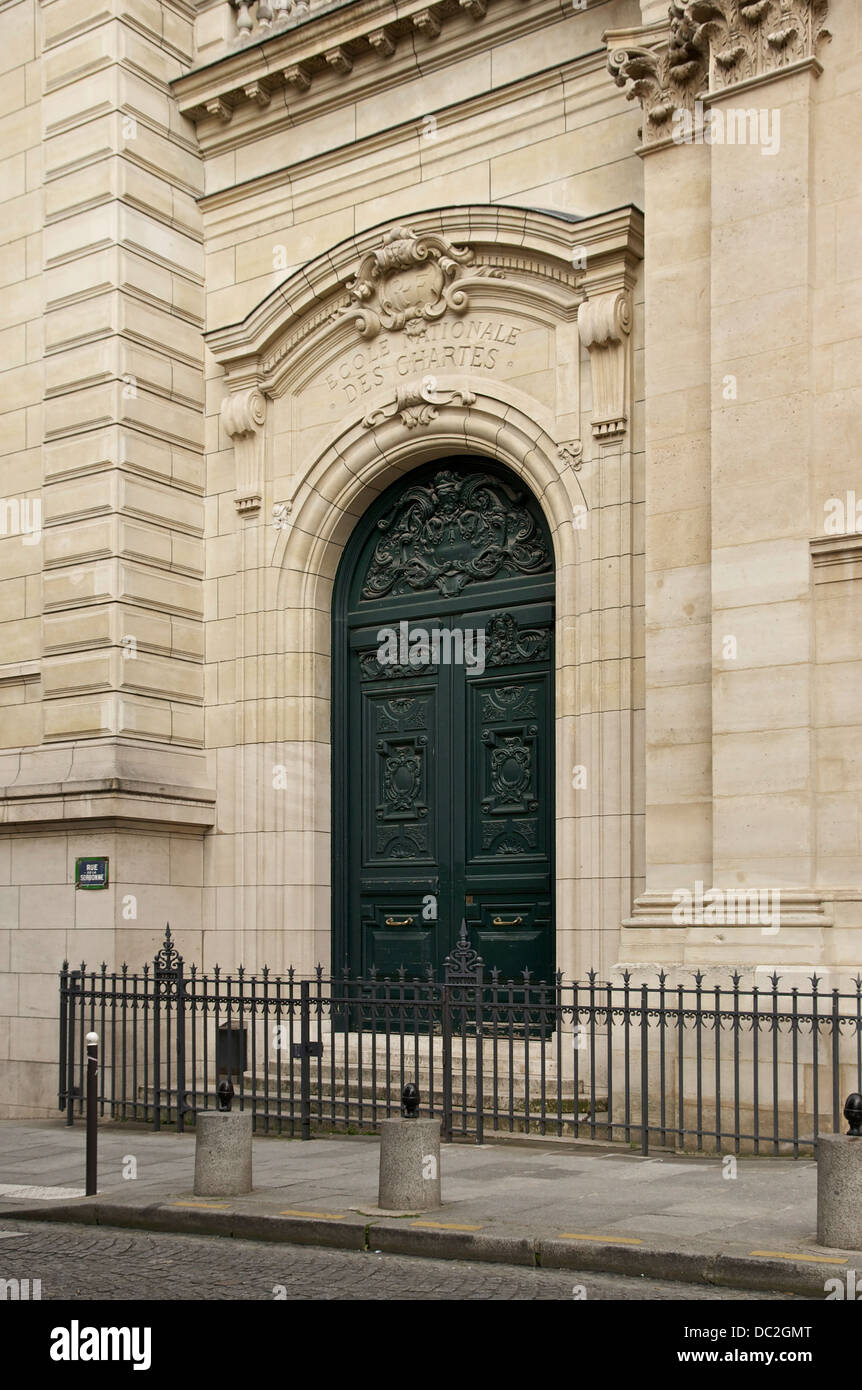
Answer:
[605,0,830,149]
[810,532,862,584]
[196,51,608,211]
[173,0,600,141]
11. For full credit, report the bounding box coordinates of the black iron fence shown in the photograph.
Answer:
[59,926,862,1155]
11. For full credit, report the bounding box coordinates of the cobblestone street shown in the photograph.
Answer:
[0,1220,794,1301]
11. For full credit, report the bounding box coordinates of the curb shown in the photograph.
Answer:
[2,1199,842,1296]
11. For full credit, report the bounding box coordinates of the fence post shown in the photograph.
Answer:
[300,979,311,1141]
[441,982,452,1142]
[86,1031,98,1195]
[474,981,484,1147]
[63,967,80,1127]
[176,953,187,1135]
[640,983,649,1156]
[59,962,68,1115]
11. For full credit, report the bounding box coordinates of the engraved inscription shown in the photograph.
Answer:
[326,317,523,404]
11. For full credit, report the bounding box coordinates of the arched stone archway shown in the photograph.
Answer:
[206,205,643,982]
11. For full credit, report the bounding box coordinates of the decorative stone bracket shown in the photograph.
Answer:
[221,386,267,514]
[577,291,633,442]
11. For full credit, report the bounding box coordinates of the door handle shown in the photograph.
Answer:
[385,916,414,926]
[493,916,523,927]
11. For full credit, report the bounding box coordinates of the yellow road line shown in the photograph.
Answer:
[279,1209,346,1220]
[411,1221,483,1232]
[560,1233,643,1246]
[172,1201,230,1210]
[749,1250,847,1265]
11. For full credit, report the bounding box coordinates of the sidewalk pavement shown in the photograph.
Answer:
[0,1120,854,1297]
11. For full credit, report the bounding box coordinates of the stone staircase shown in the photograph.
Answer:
[243,1030,609,1136]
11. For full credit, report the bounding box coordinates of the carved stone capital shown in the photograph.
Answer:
[221,387,267,514]
[607,5,707,146]
[684,0,830,91]
[577,292,633,442]
[609,1,830,143]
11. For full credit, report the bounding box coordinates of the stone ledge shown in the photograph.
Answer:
[0,661,41,688]
[0,784,216,831]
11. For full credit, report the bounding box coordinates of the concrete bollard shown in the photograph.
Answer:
[194,1110,253,1197]
[378,1116,441,1212]
[817,1134,862,1249]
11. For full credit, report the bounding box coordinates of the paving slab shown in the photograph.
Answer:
[0,1119,856,1296]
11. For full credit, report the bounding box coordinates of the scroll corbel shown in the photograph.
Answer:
[577,291,633,442]
[221,386,267,514]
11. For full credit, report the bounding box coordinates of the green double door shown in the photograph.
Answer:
[333,459,555,983]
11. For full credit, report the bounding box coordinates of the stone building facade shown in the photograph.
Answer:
[0,0,860,1116]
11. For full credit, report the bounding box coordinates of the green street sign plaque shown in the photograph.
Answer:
[75,857,109,890]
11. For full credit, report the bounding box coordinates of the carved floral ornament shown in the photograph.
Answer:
[335,225,504,340]
[608,0,830,145]
[362,378,476,430]
[360,470,552,601]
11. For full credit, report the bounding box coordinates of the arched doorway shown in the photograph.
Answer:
[332,457,555,980]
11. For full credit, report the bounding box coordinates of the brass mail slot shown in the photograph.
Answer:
[385,915,414,926]
[493,916,523,927]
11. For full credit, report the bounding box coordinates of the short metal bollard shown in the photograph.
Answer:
[817,1093,862,1249]
[377,1085,441,1213]
[85,1031,98,1196]
[194,1077,253,1197]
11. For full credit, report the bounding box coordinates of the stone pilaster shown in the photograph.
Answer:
[31,0,212,822]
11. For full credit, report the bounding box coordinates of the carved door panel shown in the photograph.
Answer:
[349,625,447,978]
[455,603,554,984]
